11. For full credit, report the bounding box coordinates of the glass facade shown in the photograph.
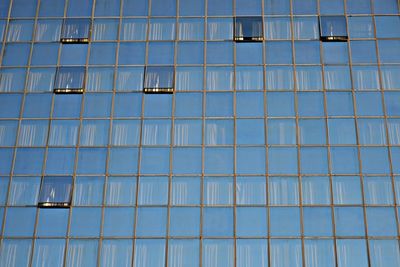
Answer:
[0,0,400,266]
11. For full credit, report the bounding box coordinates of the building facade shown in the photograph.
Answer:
[0,0,400,266]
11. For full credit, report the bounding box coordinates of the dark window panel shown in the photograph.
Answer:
[234,17,263,42]
[54,67,86,94]
[320,16,347,42]
[38,176,72,208]
[61,18,91,43]
[144,66,174,94]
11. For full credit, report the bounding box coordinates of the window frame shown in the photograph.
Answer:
[143,66,175,94]
[60,18,92,43]
[38,176,73,208]
[319,15,348,42]
[53,66,86,94]
[234,16,264,42]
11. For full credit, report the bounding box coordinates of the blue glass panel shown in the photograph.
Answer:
[382,66,400,90]
[73,176,104,205]
[330,147,359,174]
[173,119,202,145]
[207,42,233,64]
[0,149,13,174]
[23,94,52,118]
[70,207,101,237]
[236,66,264,90]
[296,66,323,91]
[206,93,233,116]
[236,207,267,237]
[204,147,234,174]
[123,0,148,16]
[0,120,17,146]
[92,19,119,41]
[352,66,380,90]
[236,0,261,15]
[351,41,377,63]
[66,240,98,267]
[171,177,201,205]
[347,0,371,14]
[120,19,147,41]
[204,177,233,205]
[11,0,38,18]
[177,42,204,65]
[203,207,233,237]
[320,16,347,38]
[265,0,290,15]
[266,41,292,64]
[269,147,298,174]
[376,16,400,38]
[178,18,204,40]
[0,68,26,92]
[379,40,400,63]
[61,18,91,42]
[320,0,344,14]
[367,207,397,236]
[298,92,324,117]
[265,17,291,40]
[0,239,32,267]
[300,147,329,174]
[236,43,263,64]
[348,16,374,38]
[67,0,93,17]
[144,66,174,90]
[364,176,394,205]
[236,239,268,267]
[77,148,107,174]
[39,0,65,17]
[169,207,200,236]
[207,0,233,16]
[8,177,40,206]
[109,148,138,175]
[207,18,233,40]
[326,92,354,116]
[304,240,335,267]
[360,147,390,174]
[53,94,82,118]
[335,207,365,236]
[83,93,112,118]
[180,0,204,16]
[174,93,202,117]
[32,239,65,267]
[303,208,332,236]
[302,176,331,205]
[0,0,10,18]
[322,42,349,64]
[328,119,357,144]
[86,67,114,92]
[4,207,36,236]
[236,92,264,117]
[236,119,264,145]
[151,0,176,16]
[116,67,144,91]
[27,68,56,92]
[299,119,326,144]
[358,119,386,145]
[374,0,399,14]
[60,44,88,65]
[236,176,266,205]
[270,239,302,267]
[138,176,168,205]
[267,92,295,116]
[37,209,68,237]
[168,240,199,267]
[173,148,202,174]
[333,176,362,205]
[369,240,400,267]
[2,44,30,66]
[31,44,59,66]
[45,148,75,174]
[103,207,135,237]
[140,147,170,174]
[324,66,351,90]
[114,93,142,117]
[293,17,319,39]
[295,41,320,64]
[7,20,34,42]
[293,0,317,14]
[136,207,167,237]
[134,239,165,267]
[35,19,62,41]
[14,148,45,175]
[0,177,9,205]
[270,207,301,236]
[100,240,133,267]
[337,239,369,267]
[176,67,203,91]
[111,120,140,145]
[95,0,120,16]
[237,147,266,174]
[106,176,136,206]
[89,43,117,65]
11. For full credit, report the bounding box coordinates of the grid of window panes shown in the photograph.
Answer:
[0,0,400,266]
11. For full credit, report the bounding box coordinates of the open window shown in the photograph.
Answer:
[54,67,85,94]
[234,17,263,42]
[143,66,174,94]
[61,18,91,43]
[38,176,73,208]
[320,16,348,42]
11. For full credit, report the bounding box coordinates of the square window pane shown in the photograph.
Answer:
[234,17,263,42]
[144,66,174,94]
[38,176,72,207]
[54,67,85,94]
[61,18,91,43]
[320,16,347,41]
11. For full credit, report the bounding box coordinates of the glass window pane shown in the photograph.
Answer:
[66,240,98,267]
[178,18,204,40]
[103,207,135,237]
[116,67,144,91]
[70,207,101,237]
[100,240,133,267]
[293,17,319,39]
[234,17,263,41]
[337,239,369,267]
[136,207,167,237]
[203,207,233,237]
[18,120,48,147]
[92,19,118,41]
[32,239,65,267]
[73,176,104,206]
[144,66,174,93]
[269,176,299,205]
[270,207,301,236]
[333,176,362,205]
[265,17,291,40]
[168,240,199,267]
[149,18,175,41]
[138,176,168,205]
[169,207,200,236]
[320,16,347,41]
[122,0,148,16]
[348,16,374,38]
[171,177,201,205]
[304,240,335,267]
[302,176,331,205]
[4,207,36,236]
[61,18,91,42]
[206,67,234,91]
[207,18,233,40]
[204,177,233,205]
[0,239,32,267]
[180,0,204,16]
[120,19,147,41]
[36,208,68,237]
[296,66,323,91]
[54,67,85,93]
[38,176,72,207]
[11,0,38,18]
[8,177,40,206]
[324,66,351,90]
[369,240,400,267]
[7,20,34,42]
[334,207,365,236]
[67,0,93,17]
[205,119,234,145]
[270,239,302,267]
[95,0,120,16]
[236,207,267,237]
[134,239,165,267]
[207,0,233,16]
[293,0,317,15]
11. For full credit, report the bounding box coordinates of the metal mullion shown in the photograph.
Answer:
[131,0,152,266]
[370,0,400,241]
[94,0,124,266]
[316,1,340,266]
[164,1,179,266]
[344,1,373,266]
[61,0,96,265]
[289,0,306,266]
